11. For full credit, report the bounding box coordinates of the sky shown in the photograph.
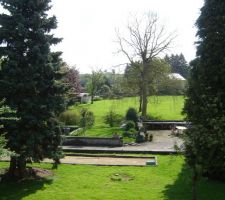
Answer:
[1,0,204,73]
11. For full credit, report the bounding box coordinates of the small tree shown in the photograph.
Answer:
[99,85,112,99]
[104,110,122,127]
[64,65,81,105]
[124,59,171,111]
[80,109,95,130]
[87,70,104,104]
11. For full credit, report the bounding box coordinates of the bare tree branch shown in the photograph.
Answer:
[115,11,176,117]
[116,12,176,63]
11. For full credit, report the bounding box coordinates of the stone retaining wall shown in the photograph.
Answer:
[62,136,123,147]
[142,120,189,130]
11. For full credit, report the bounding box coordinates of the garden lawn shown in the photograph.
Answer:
[69,96,185,137]
[0,155,225,200]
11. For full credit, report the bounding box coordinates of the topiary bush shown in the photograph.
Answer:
[80,109,95,129]
[58,110,80,125]
[125,107,138,126]
[104,110,123,127]
[135,134,145,143]
[125,107,138,122]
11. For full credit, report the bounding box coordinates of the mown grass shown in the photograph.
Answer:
[1,155,225,200]
[68,96,185,137]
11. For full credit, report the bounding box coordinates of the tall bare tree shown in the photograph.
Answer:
[117,12,175,117]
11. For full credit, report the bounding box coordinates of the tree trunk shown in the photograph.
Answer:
[141,63,148,118]
[192,167,198,200]
[8,156,17,176]
[139,88,143,113]
[8,156,27,179]
[141,83,148,118]
[91,91,94,104]
[142,62,149,119]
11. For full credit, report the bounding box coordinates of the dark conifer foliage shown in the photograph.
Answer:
[165,53,189,78]
[0,0,66,178]
[184,0,225,181]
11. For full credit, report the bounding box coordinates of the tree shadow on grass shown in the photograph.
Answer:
[0,172,53,200]
[163,164,225,200]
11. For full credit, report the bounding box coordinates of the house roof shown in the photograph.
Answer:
[78,93,90,97]
[168,73,186,81]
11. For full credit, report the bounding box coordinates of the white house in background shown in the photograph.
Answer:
[78,93,91,104]
[168,73,186,81]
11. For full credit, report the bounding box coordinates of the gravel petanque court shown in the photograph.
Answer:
[43,156,157,166]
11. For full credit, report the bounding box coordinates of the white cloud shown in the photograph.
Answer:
[1,0,204,73]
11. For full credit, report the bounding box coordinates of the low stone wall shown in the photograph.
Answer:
[143,120,189,130]
[62,136,123,147]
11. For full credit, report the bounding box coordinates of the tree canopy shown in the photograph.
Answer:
[165,53,190,78]
[184,0,225,185]
[0,0,66,178]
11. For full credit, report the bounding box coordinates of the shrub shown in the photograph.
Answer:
[125,108,138,123]
[0,135,15,158]
[123,128,137,138]
[59,110,80,125]
[80,109,95,129]
[70,128,85,136]
[104,110,122,127]
[93,96,103,101]
[135,134,145,143]
[125,120,135,131]
[146,114,161,120]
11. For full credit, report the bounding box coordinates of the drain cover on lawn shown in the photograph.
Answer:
[110,173,134,182]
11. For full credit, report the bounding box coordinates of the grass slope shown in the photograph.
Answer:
[69,96,185,137]
[0,156,225,200]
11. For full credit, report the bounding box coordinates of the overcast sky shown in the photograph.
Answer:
[1,0,204,73]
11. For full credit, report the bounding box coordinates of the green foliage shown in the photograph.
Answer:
[184,0,225,181]
[135,134,145,143]
[58,111,80,126]
[99,85,112,99]
[93,96,103,101]
[0,0,66,174]
[123,128,137,138]
[104,110,122,127]
[80,71,125,98]
[87,70,105,103]
[124,59,171,96]
[0,135,12,158]
[80,109,95,129]
[124,120,135,131]
[63,66,81,106]
[125,108,138,123]
[165,53,190,78]
[69,96,184,137]
[158,78,186,95]
[69,128,85,136]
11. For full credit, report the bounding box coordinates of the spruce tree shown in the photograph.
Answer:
[165,53,189,78]
[0,0,66,178]
[184,0,225,182]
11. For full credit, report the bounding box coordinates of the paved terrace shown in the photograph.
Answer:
[62,130,183,154]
